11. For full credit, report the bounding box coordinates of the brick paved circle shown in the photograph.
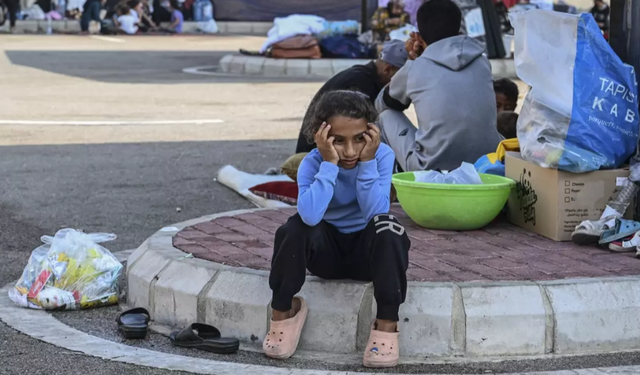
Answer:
[173,207,640,282]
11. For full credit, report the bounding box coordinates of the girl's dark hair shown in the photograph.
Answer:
[303,90,379,144]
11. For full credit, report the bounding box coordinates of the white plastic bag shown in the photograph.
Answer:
[197,19,218,34]
[414,162,483,184]
[10,229,122,310]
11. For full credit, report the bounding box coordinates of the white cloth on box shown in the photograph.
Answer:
[259,14,326,53]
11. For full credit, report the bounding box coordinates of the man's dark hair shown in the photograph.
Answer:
[417,0,462,45]
[497,111,519,139]
[127,0,140,9]
[303,90,379,143]
[494,78,519,104]
[169,0,179,9]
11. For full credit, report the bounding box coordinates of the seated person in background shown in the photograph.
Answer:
[264,90,410,368]
[494,78,519,139]
[80,0,105,34]
[128,0,156,31]
[376,0,503,172]
[166,0,183,33]
[152,0,172,25]
[370,0,410,43]
[295,40,408,153]
[497,111,519,139]
[115,4,138,34]
[494,78,519,113]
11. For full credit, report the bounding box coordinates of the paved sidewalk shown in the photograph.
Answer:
[174,207,640,282]
[1,20,272,35]
[219,55,518,79]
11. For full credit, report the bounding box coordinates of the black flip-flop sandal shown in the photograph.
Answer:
[239,49,264,56]
[170,323,239,354]
[117,308,150,339]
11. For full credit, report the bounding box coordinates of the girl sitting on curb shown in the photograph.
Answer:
[263,90,411,368]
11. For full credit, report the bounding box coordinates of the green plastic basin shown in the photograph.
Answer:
[392,172,516,231]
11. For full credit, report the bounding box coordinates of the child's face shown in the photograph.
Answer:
[327,115,368,169]
[496,93,516,113]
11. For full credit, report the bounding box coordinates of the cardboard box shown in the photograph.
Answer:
[505,152,631,241]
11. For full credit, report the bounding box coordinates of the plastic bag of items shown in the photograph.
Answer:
[510,10,639,173]
[9,229,122,310]
[414,162,483,184]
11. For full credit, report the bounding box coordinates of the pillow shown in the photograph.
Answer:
[249,181,299,205]
[281,152,308,182]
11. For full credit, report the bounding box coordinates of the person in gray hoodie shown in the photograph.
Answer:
[375,0,503,172]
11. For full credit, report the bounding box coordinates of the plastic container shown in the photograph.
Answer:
[392,172,516,230]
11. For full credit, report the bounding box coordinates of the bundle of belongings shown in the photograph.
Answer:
[258,14,374,59]
[9,229,122,310]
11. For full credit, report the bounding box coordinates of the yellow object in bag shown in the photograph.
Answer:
[474,138,520,176]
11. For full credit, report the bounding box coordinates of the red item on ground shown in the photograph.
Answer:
[249,181,298,205]
[28,270,52,299]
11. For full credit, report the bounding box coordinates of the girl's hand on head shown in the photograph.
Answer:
[314,122,340,165]
[360,124,381,163]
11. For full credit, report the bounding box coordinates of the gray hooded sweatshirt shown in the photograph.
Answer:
[376,35,503,171]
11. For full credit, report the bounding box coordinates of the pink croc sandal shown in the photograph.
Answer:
[263,296,308,359]
[362,327,400,368]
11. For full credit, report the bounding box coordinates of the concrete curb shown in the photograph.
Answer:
[2,20,272,35]
[219,54,518,79]
[0,283,365,375]
[3,282,640,374]
[126,208,640,359]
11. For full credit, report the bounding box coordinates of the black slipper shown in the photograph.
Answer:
[170,323,239,354]
[117,307,150,339]
[239,49,264,56]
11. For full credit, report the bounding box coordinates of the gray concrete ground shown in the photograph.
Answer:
[0,34,635,375]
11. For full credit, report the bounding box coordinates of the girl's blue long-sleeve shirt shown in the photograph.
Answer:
[296,143,395,233]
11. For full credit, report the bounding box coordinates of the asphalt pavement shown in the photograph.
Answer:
[1,34,640,375]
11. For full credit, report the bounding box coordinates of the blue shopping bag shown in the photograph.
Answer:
[511,10,639,172]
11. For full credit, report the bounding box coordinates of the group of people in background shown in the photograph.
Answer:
[81,0,184,34]
[0,0,187,34]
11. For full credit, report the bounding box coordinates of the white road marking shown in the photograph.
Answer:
[0,119,225,126]
[182,65,222,76]
[90,35,126,43]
